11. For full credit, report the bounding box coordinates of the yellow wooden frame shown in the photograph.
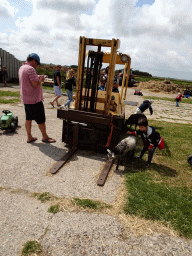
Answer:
[75,36,131,116]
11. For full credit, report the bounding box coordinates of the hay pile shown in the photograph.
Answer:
[137,79,183,94]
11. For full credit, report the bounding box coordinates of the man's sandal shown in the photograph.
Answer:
[27,137,38,143]
[42,137,56,143]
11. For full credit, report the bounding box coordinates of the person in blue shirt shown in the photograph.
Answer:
[98,81,106,91]
[127,117,161,168]
[135,100,153,115]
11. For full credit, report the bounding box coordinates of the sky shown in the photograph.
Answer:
[0,0,192,80]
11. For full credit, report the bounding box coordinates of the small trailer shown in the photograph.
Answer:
[50,36,132,185]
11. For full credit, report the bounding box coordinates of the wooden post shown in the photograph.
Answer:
[123,58,131,100]
[119,62,128,102]
[75,36,86,110]
[104,39,120,115]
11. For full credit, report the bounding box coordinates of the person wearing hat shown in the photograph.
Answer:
[18,53,56,143]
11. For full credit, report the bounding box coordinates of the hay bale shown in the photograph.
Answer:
[164,79,171,84]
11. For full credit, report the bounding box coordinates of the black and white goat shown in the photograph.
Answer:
[107,135,137,170]
[124,113,146,130]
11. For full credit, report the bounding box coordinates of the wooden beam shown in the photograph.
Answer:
[120,62,128,101]
[85,38,120,48]
[75,36,86,110]
[123,59,131,100]
[104,39,119,115]
[97,158,114,186]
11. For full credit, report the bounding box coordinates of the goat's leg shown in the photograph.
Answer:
[116,158,121,170]
[129,149,135,162]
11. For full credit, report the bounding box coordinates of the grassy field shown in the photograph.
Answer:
[0,90,21,104]
[0,86,69,104]
[143,95,192,104]
[124,120,192,238]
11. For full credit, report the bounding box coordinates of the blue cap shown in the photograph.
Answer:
[28,53,41,65]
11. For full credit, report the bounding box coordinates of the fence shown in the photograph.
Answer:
[0,48,22,83]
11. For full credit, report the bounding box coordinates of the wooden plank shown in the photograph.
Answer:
[123,59,131,100]
[103,53,128,65]
[85,38,112,47]
[50,146,78,174]
[104,39,119,115]
[75,36,86,110]
[97,158,114,186]
[57,109,111,126]
[120,62,128,101]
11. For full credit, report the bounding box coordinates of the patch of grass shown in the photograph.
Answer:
[72,198,111,211]
[135,76,165,82]
[42,85,54,91]
[124,172,192,238]
[0,91,20,97]
[33,192,53,203]
[48,204,59,214]
[21,240,43,255]
[124,120,192,238]
[42,85,76,94]
[143,95,192,104]
[0,90,21,104]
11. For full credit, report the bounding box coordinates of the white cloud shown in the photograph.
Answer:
[1,0,192,79]
[0,0,18,17]
[36,0,96,13]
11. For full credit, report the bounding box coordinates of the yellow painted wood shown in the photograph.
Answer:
[119,62,128,101]
[104,39,119,115]
[74,36,129,117]
[75,36,86,110]
[102,53,130,64]
[85,38,119,48]
[123,59,131,100]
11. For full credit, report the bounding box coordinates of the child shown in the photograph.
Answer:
[98,81,106,91]
[63,69,76,109]
[127,117,161,168]
[135,100,153,115]
[175,92,184,107]
[3,66,8,86]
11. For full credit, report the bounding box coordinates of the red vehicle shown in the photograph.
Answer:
[134,90,143,96]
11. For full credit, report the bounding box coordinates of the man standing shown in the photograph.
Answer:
[50,65,62,107]
[19,53,56,143]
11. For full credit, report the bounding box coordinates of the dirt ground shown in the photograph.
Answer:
[0,84,192,256]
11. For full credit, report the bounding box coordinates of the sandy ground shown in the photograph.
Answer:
[0,84,192,256]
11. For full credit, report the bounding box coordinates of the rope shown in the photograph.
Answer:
[105,115,114,148]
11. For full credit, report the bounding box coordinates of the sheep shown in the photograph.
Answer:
[107,135,137,170]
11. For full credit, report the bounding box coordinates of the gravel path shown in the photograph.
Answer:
[0,84,192,255]
[1,190,192,256]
